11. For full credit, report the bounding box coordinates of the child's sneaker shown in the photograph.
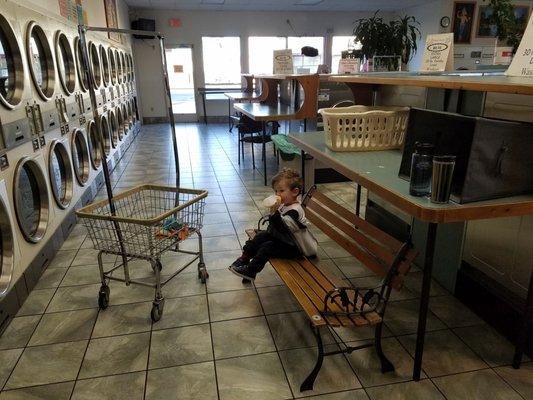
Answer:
[230,257,248,269]
[229,263,256,282]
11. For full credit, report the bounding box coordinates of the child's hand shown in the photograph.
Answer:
[269,197,281,214]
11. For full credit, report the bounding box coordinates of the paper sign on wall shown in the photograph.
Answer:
[338,58,360,74]
[273,49,293,74]
[506,13,533,77]
[494,47,513,65]
[420,33,454,72]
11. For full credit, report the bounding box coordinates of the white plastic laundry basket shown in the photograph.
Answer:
[319,105,409,152]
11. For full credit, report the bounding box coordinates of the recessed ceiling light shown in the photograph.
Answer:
[294,0,324,5]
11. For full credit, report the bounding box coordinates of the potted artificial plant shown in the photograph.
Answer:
[353,11,421,71]
[488,0,525,53]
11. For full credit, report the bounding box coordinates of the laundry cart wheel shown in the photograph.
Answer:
[151,298,165,322]
[198,263,209,284]
[98,285,110,309]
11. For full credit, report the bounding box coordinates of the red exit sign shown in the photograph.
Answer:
[169,18,181,27]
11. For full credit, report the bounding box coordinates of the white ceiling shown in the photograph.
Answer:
[125,0,430,12]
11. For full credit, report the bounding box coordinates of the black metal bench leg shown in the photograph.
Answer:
[238,133,241,165]
[300,326,324,392]
[251,134,256,169]
[375,322,394,373]
[241,135,245,164]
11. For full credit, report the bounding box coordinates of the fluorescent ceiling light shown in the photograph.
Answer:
[201,0,225,4]
[294,0,324,5]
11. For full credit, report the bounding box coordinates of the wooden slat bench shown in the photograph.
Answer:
[246,185,417,391]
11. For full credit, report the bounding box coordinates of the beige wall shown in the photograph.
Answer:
[400,0,531,70]
[130,8,393,119]
[16,0,131,46]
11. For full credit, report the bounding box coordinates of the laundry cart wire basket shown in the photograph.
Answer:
[76,184,208,321]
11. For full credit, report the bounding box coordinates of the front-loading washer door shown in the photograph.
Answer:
[49,139,73,209]
[0,180,14,297]
[71,128,90,185]
[13,156,49,243]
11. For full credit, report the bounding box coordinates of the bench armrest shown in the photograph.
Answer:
[323,285,387,318]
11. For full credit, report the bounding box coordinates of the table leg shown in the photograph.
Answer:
[228,98,232,131]
[301,150,306,194]
[202,93,207,125]
[513,268,533,368]
[262,122,267,186]
[413,222,437,381]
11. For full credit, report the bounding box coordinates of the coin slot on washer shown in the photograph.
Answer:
[55,31,75,95]
[14,157,49,243]
[71,128,89,186]
[26,21,55,101]
[87,120,102,169]
[48,139,73,209]
[0,13,24,109]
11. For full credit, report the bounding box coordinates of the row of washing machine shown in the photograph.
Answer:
[0,0,142,327]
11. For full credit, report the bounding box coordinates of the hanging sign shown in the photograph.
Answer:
[505,13,533,77]
[420,33,454,72]
[273,49,293,75]
[338,58,360,74]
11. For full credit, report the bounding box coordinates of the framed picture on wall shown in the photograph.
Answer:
[477,5,530,38]
[514,6,530,31]
[104,0,121,42]
[452,1,476,43]
[477,5,497,37]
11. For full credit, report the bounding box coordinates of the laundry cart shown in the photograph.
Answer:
[76,184,208,322]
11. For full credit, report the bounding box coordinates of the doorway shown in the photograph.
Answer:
[165,45,197,122]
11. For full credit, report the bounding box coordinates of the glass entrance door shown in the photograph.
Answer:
[165,46,197,121]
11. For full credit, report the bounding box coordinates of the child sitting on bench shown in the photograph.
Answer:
[229,168,316,282]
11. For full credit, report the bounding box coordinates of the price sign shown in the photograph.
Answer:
[273,49,293,74]
[420,33,454,72]
[338,58,360,74]
[506,13,533,77]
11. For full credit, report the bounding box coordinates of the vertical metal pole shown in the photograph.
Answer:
[78,25,129,282]
[158,36,180,189]
[413,222,437,380]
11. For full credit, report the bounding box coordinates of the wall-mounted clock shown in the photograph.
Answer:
[440,16,451,28]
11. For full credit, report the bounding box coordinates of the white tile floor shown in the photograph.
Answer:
[0,123,531,399]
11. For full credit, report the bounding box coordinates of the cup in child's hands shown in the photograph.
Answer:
[262,195,281,208]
